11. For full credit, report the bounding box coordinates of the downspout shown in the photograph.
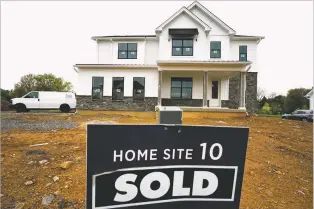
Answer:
[143,37,147,64]
[110,38,113,63]
[97,40,99,64]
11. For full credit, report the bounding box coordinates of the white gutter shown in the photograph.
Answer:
[143,37,147,63]
[92,36,157,41]
[74,64,158,69]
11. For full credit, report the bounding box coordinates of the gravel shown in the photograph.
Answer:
[1,113,78,131]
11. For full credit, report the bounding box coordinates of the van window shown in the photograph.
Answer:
[24,92,39,98]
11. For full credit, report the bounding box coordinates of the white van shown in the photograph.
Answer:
[11,91,76,113]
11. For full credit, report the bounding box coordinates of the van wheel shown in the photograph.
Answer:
[16,104,27,113]
[60,104,70,113]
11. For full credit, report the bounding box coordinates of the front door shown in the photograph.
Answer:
[210,80,220,107]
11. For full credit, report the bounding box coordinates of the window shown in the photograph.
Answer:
[210,41,221,58]
[118,43,137,59]
[171,78,192,99]
[172,39,193,56]
[212,81,218,99]
[133,77,145,100]
[24,92,39,98]
[239,45,247,61]
[112,77,124,100]
[92,77,104,100]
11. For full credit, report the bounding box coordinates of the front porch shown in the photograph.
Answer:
[156,106,246,113]
[156,60,251,113]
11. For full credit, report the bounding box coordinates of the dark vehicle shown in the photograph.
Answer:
[282,110,313,122]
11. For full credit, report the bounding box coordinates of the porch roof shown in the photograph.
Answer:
[157,60,252,72]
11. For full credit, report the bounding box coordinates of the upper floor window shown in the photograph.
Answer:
[210,41,221,58]
[172,39,193,56]
[239,45,247,61]
[118,43,137,59]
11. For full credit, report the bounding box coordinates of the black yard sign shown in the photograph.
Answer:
[87,124,249,209]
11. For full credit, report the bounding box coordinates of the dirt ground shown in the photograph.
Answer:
[1,111,313,209]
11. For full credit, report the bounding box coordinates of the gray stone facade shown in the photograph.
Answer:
[76,96,157,111]
[245,72,258,113]
[221,72,258,113]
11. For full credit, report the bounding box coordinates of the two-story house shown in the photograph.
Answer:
[73,1,264,113]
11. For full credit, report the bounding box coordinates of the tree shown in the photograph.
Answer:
[268,95,286,115]
[259,96,268,109]
[260,102,272,114]
[10,73,72,98]
[10,74,37,98]
[35,74,72,92]
[1,88,12,101]
[284,88,311,113]
[268,92,277,100]
[257,87,266,102]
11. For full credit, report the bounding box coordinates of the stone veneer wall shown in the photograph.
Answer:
[76,96,157,111]
[245,72,258,113]
[221,72,258,113]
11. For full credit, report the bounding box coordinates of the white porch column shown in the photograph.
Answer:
[203,71,208,107]
[239,72,246,109]
[157,69,162,106]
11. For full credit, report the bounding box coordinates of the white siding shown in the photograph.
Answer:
[220,78,229,100]
[144,40,159,64]
[189,7,229,36]
[98,40,146,64]
[97,41,112,63]
[76,69,158,97]
[161,71,203,99]
[158,12,232,61]
[161,71,228,101]
[158,12,210,60]
[230,40,258,72]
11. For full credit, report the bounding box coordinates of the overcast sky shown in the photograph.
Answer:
[1,1,313,96]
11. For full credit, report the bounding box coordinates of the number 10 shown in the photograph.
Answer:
[200,143,223,160]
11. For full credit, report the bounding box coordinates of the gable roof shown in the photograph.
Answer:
[155,6,211,33]
[187,1,236,35]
